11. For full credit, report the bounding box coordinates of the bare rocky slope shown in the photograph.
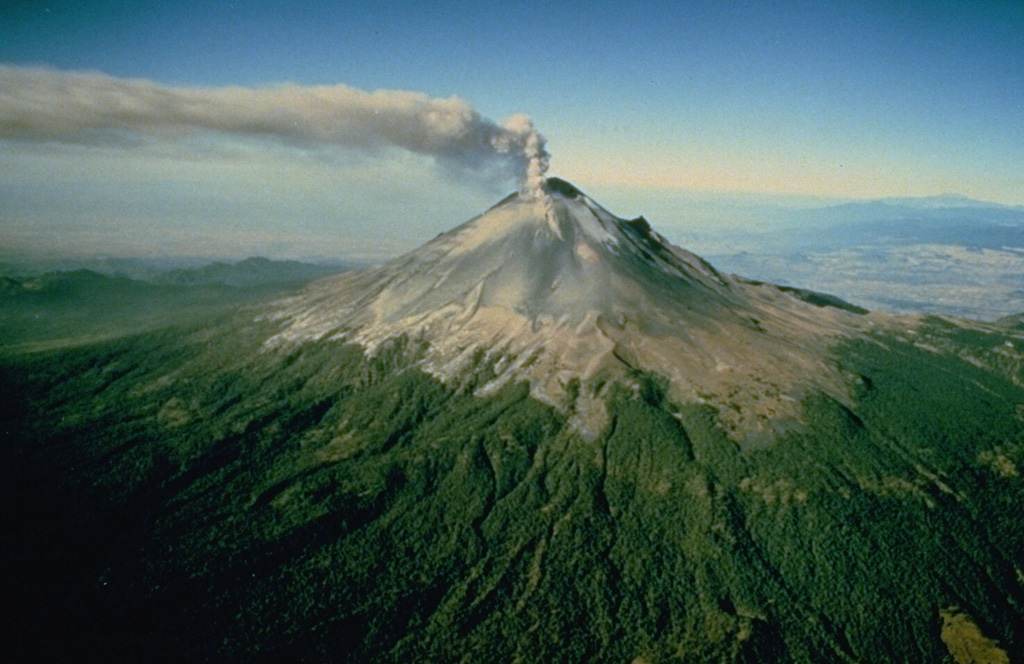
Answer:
[2,179,1023,663]
[266,178,891,442]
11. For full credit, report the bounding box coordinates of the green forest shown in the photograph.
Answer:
[2,311,1023,663]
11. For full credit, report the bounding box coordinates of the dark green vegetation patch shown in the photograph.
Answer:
[2,315,1023,663]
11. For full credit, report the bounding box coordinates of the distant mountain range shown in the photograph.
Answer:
[150,256,353,289]
[875,193,1016,209]
[738,195,1024,251]
[0,254,360,283]
[0,257,352,347]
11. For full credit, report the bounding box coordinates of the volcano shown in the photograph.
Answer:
[2,179,1023,663]
[267,178,875,441]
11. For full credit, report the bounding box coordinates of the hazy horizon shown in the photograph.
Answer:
[1,181,1019,264]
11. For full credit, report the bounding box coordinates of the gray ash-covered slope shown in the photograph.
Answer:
[267,177,879,441]
[2,179,1024,663]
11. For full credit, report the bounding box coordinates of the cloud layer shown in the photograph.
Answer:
[0,65,548,192]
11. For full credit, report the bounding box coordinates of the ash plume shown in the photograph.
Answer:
[0,64,549,194]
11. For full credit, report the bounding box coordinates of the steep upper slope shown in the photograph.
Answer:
[267,178,884,440]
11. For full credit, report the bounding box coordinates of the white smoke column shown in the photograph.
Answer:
[493,113,550,199]
[0,64,548,191]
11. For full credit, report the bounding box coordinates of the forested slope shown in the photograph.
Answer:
[2,313,1022,663]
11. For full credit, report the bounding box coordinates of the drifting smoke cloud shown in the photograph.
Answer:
[0,65,550,195]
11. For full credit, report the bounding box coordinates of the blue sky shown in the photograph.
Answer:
[1,0,1022,259]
